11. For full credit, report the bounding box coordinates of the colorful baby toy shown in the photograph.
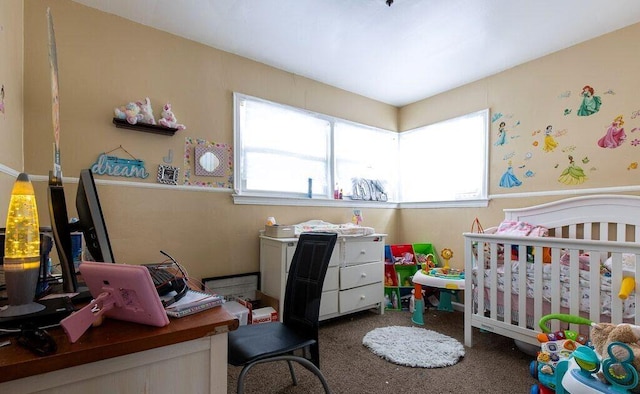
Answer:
[530,314,592,393]
[530,314,640,393]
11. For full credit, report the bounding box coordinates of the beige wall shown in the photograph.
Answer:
[20,0,398,281]
[10,0,640,280]
[0,0,24,221]
[399,22,640,268]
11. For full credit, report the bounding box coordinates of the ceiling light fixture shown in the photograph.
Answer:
[386,0,393,6]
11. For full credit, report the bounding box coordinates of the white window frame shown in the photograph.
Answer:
[232,93,398,207]
[398,109,489,208]
[232,93,488,208]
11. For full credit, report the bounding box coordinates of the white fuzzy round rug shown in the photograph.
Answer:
[362,326,465,368]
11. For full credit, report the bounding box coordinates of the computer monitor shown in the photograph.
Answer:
[48,169,115,293]
[75,169,115,265]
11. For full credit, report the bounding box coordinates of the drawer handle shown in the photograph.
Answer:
[360,250,366,254]
[361,273,367,278]
[360,295,366,300]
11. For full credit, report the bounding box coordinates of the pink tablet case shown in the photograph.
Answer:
[61,262,170,343]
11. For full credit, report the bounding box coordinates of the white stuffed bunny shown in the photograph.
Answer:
[157,103,186,130]
[136,97,156,125]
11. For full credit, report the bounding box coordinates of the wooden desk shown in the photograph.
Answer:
[0,305,238,394]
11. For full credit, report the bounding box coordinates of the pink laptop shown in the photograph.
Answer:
[61,262,169,343]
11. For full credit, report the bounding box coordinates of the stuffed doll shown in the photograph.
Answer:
[136,97,156,125]
[590,322,640,391]
[114,102,143,125]
[157,103,186,130]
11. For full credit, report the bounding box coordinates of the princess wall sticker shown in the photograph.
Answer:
[495,121,507,146]
[499,160,522,188]
[543,125,559,152]
[558,155,587,185]
[597,115,626,149]
[0,84,5,114]
[577,85,602,116]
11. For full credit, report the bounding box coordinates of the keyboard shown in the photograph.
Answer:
[148,267,174,286]
[146,266,184,297]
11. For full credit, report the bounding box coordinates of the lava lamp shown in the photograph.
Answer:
[0,173,45,317]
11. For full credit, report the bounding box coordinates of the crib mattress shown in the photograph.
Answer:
[473,261,637,319]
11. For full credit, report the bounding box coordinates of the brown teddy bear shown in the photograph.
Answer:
[590,322,640,391]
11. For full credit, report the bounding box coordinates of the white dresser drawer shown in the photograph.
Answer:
[339,282,383,313]
[320,290,338,316]
[323,266,339,291]
[343,239,384,266]
[286,244,340,272]
[340,261,383,289]
[260,234,386,322]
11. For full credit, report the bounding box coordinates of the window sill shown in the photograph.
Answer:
[232,194,489,209]
[232,194,398,208]
[398,199,489,209]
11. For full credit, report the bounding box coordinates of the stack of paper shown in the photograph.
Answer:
[164,290,224,318]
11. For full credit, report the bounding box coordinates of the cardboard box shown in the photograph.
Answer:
[222,300,250,325]
[202,272,259,301]
[237,290,279,324]
[251,307,278,324]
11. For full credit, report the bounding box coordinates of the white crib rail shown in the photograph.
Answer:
[464,232,640,348]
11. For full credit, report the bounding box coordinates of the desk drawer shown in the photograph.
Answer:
[323,266,339,292]
[340,261,382,290]
[339,282,382,313]
[344,240,383,266]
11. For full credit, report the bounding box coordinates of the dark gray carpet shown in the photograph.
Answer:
[227,308,538,393]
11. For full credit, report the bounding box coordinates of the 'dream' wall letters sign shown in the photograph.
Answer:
[91,153,149,179]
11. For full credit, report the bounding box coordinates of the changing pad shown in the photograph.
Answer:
[294,220,376,237]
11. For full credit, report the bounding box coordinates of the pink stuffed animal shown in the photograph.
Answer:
[157,103,186,130]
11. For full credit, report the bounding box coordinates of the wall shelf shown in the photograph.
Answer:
[112,118,177,136]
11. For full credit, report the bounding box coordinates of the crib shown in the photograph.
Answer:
[463,194,640,348]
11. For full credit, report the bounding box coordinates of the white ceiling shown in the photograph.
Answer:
[70,0,640,107]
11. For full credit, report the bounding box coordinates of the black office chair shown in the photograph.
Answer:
[228,232,338,393]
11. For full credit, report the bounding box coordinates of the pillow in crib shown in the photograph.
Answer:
[496,220,549,237]
[496,220,549,263]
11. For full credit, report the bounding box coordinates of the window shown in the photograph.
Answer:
[234,93,397,202]
[398,109,489,204]
[234,93,487,206]
[235,95,331,197]
[334,122,397,201]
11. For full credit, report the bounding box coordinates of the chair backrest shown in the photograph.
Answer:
[283,232,337,336]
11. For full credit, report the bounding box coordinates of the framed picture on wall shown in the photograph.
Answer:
[157,164,179,185]
[194,145,228,176]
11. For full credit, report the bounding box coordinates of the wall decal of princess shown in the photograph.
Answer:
[558,155,587,185]
[0,84,4,114]
[499,161,522,188]
[494,121,507,146]
[577,85,601,116]
[597,115,626,148]
[543,125,559,152]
